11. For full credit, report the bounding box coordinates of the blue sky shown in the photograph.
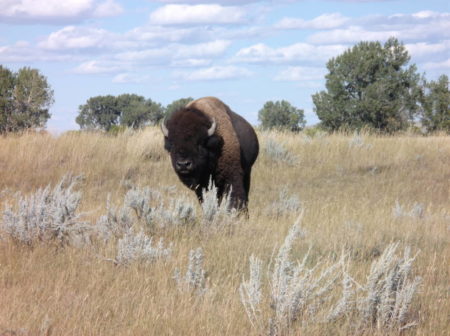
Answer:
[1,0,449,132]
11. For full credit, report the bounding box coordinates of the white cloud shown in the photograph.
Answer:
[112,73,150,83]
[115,48,169,63]
[355,0,396,1]
[412,10,447,20]
[40,25,216,53]
[38,26,113,50]
[365,11,450,34]
[0,40,76,62]
[308,26,397,44]
[73,60,121,74]
[174,65,252,81]
[115,40,231,64]
[1,0,92,17]
[170,59,212,67]
[406,40,450,59]
[423,58,450,70]
[125,25,266,46]
[275,13,349,30]
[173,40,231,58]
[149,4,247,25]
[233,42,347,64]
[154,0,394,2]
[308,11,450,44]
[0,41,31,62]
[275,66,326,81]
[92,0,123,17]
[35,23,267,59]
[126,26,202,44]
[154,0,263,3]
[360,11,450,28]
[0,0,122,23]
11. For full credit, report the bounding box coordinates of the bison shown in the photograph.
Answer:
[161,96,259,211]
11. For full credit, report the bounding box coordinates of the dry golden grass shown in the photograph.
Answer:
[0,128,449,335]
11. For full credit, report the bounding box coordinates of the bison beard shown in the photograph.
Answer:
[161,97,259,211]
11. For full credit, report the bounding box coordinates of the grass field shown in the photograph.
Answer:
[0,128,449,335]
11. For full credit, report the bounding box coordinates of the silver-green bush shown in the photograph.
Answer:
[240,214,421,335]
[1,175,88,246]
[174,247,207,295]
[114,229,172,265]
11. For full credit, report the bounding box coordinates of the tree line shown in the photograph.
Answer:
[77,95,307,133]
[1,37,449,134]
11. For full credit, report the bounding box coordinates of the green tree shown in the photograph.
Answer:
[76,94,165,131]
[76,95,120,131]
[0,66,15,133]
[258,100,306,131]
[421,74,450,133]
[0,66,54,133]
[165,97,193,117]
[117,94,164,129]
[312,38,422,133]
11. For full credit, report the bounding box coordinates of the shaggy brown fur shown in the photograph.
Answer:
[186,97,245,200]
[163,96,259,210]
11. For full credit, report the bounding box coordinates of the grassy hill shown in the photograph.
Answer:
[0,128,448,335]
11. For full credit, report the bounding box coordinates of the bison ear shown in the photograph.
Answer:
[205,134,223,152]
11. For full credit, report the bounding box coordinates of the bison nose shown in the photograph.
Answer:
[176,159,193,170]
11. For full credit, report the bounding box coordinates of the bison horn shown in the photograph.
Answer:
[207,118,216,136]
[161,119,169,137]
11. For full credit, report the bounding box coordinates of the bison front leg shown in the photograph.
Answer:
[194,187,204,203]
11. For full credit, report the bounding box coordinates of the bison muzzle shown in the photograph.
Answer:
[161,97,259,211]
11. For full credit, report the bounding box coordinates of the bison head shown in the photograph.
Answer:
[161,107,223,189]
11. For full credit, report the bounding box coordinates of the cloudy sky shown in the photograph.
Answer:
[1,0,449,131]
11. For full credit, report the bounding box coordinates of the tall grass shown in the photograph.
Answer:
[0,128,449,335]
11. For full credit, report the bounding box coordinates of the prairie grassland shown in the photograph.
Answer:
[0,128,449,335]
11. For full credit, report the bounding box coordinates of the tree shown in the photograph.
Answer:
[421,74,450,133]
[76,95,120,131]
[76,94,165,131]
[0,66,54,133]
[312,38,422,133]
[117,94,164,129]
[144,99,165,125]
[258,100,305,131]
[117,94,147,129]
[165,97,193,117]
[0,66,15,133]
